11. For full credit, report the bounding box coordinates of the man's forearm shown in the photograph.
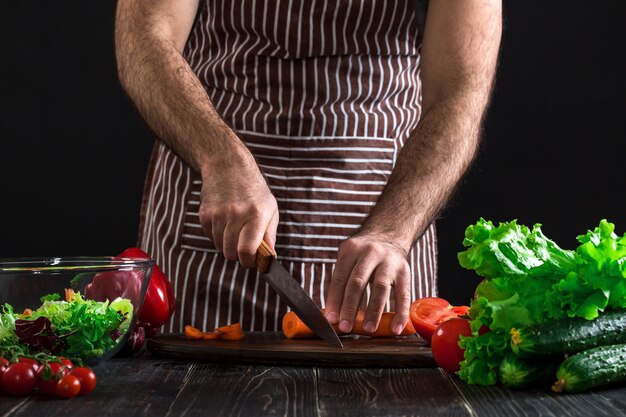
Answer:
[115,1,280,263]
[359,93,488,251]
[114,1,252,176]
[358,0,502,251]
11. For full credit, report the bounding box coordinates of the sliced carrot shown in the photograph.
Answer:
[201,331,222,340]
[65,288,75,302]
[282,310,415,339]
[22,308,33,317]
[352,311,416,337]
[215,323,242,334]
[282,311,315,339]
[184,325,203,340]
[220,332,245,341]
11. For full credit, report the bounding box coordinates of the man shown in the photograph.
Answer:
[115,0,502,335]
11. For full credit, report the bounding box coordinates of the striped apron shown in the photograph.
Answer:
[138,0,438,333]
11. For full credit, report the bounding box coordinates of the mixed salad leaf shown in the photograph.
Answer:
[457,218,626,385]
[0,290,133,362]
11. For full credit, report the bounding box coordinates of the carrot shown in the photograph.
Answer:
[351,311,416,337]
[184,325,203,340]
[282,310,415,339]
[201,331,222,340]
[282,311,315,339]
[185,323,244,341]
[220,333,245,341]
[65,288,75,302]
[22,308,33,317]
[215,323,242,334]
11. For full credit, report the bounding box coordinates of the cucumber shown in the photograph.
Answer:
[498,353,559,389]
[510,310,626,358]
[552,344,626,393]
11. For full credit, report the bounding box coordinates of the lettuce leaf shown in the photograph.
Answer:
[110,297,134,332]
[0,304,18,344]
[458,329,509,386]
[456,218,626,386]
[29,291,133,359]
[458,218,575,279]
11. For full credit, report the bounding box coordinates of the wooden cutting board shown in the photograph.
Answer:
[146,332,435,368]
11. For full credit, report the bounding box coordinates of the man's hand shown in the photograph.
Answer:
[199,152,278,269]
[324,234,411,336]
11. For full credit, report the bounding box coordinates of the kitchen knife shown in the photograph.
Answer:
[256,240,343,348]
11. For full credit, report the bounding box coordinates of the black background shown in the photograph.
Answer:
[2,1,625,305]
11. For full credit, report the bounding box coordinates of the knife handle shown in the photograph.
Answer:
[255,240,277,274]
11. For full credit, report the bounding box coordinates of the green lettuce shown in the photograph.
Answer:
[110,297,134,332]
[0,291,134,361]
[458,218,575,279]
[457,218,626,386]
[0,304,18,344]
[459,329,509,386]
[29,291,133,358]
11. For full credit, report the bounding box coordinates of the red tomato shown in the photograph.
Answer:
[58,356,74,369]
[69,367,97,396]
[2,363,37,396]
[36,362,69,395]
[431,318,473,374]
[56,375,81,399]
[17,357,40,373]
[409,297,470,343]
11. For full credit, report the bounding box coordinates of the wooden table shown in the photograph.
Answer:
[1,350,625,417]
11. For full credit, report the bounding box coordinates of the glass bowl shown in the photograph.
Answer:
[0,257,154,362]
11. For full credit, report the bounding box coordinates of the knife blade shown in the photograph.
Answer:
[256,240,343,348]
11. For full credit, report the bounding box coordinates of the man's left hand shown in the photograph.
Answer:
[324,234,411,336]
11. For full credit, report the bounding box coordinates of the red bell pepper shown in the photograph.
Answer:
[85,247,176,344]
[117,247,176,332]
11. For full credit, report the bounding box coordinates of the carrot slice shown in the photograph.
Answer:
[282,310,415,339]
[65,288,75,302]
[22,308,33,317]
[220,332,245,341]
[201,331,222,340]
[184,325,203,340]
[215,323,242,334]
[282,311,315,339]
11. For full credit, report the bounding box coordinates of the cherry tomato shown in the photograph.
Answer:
[56,374,81,399]
[69,367,97,396]
[431,318,473,374]
[409,297,470,344]
[17,357,40,373]
[2,363,37,396]
[58,356,74,369]
[36,362,69,395]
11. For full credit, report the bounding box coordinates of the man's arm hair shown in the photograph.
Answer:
[359,0,502,249]
[115,0,254,176]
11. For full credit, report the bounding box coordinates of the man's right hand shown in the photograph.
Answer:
[198,150,279,269]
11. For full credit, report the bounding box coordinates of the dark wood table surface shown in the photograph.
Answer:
[1,350,625,417]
